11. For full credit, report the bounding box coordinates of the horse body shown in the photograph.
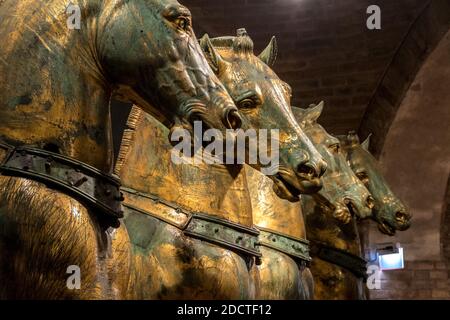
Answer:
[293,104,374,300]
[0,0,241,299]
[118,110,256,299]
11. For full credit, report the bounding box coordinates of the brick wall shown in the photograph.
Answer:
[369,260,450,300]
[441,176,450,267]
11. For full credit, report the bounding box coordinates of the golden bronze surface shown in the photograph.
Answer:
[245,165,313,299]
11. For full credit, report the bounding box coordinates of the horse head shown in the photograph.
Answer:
[200,29,327,201]
[94,0,242,134]
[293,103,374,223]
[339,132,411,235]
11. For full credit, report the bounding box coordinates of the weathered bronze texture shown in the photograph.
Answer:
[0,0,241,299]
[309,241,368,280]
[293,103,374,300]
[338,132,411,235]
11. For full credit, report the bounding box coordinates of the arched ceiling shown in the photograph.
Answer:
[367,29,450,261]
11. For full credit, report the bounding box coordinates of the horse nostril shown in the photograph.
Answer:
[297,161,317,178]
[366,195,375,209]
[224,108,242,130]
[318,160,327,178]
[395,211,409,223]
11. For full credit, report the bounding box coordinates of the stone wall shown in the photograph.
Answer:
[369,260,450,299]
[365,29,450,300]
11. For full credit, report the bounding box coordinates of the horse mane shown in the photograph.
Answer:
[336,133,359,149]
[114,105,144,175]
[210,34,255,55]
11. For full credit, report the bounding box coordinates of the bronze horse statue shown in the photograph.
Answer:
[0,0,242,299]
[115,30,326,299]
[204,31,316,299]
[293,103,375,300]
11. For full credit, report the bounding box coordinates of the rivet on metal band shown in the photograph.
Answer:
[121,186,262,259]
[256,227,311,263]
[184,213,262,258]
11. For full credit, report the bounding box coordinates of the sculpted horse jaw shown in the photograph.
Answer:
[0,0,240,171]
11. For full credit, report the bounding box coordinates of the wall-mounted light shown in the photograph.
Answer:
[376,242,404,271]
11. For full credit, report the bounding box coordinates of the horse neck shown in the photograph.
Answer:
[0,1,113,172]
[118,111,254,227]
[244,165,306,238]
[302,196,362,256]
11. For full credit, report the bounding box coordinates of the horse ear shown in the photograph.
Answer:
[291,106,304,122]
[302,101,324,124]
[361,134,372,151]
[346,130,360,146]
[200,34,224,73]
[258,36,278,66]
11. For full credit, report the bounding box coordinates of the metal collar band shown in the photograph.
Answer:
[257,227,311,264]
[121,186,262,259]
[310,241,368,279]
[0,143,124,225]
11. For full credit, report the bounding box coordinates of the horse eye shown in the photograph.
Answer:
[175,17,190,31]
[238,98,256,110]
[329,143,340,154]
[356,171,369,184]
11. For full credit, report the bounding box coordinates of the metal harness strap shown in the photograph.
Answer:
[0,142,124,225]
[310,241,368,279]
[121,186,262,259]
[257,227,311,265]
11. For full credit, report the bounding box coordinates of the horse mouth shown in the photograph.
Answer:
[297,176,323,194]
[345,199,357,217]
[378,220,396,236]
[271,172,301,202]
[332,201,357,224]
[395,211,411,231]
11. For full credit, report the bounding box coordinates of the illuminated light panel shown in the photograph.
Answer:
[378,247,404,271]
